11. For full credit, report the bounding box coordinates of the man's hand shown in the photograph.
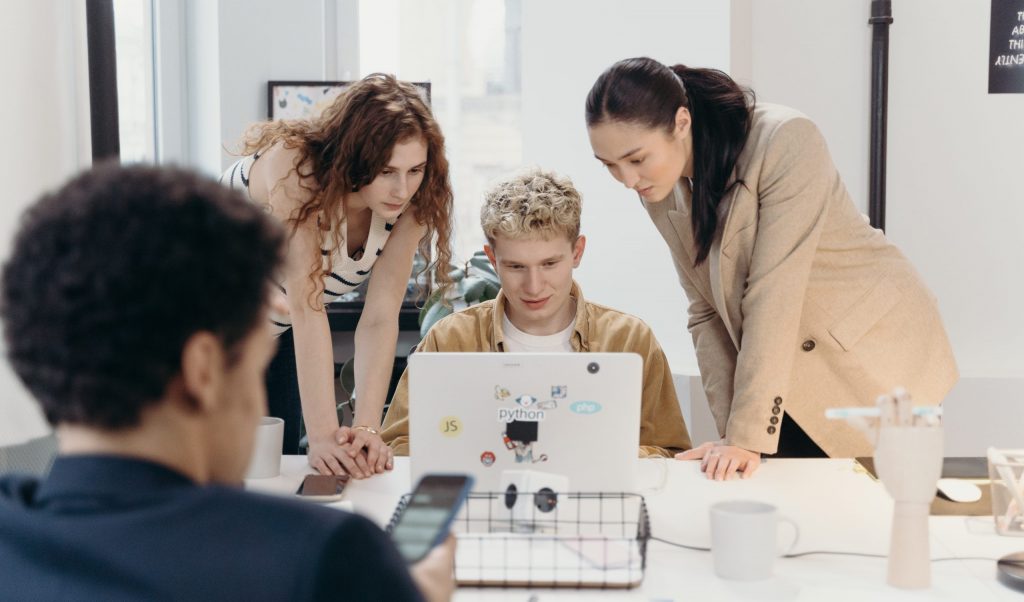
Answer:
[410,534,456,602]
[675,440,762,480]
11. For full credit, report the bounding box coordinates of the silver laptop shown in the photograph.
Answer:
[408,352,642,493]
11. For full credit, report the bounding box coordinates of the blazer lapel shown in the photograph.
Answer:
[710,173,754,350]
[710,193,739,348]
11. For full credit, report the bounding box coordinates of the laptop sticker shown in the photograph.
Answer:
[480,451,495,467]
[440,416,462,437]
[515,394,537,407]
[503,419,548,464]
[494,385,510,400]
[551,385,567,398]
[569,401,602,415]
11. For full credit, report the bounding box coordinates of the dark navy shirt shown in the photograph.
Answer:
[0,455,422,601]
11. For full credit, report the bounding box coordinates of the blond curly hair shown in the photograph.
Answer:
[480,168,582,244]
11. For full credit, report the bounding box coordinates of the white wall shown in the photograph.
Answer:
[216,0,329,170]
[0,1,92,445]
[886,1,1024,379]
[520,0,731,375]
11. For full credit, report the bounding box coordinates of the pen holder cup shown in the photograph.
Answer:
[988,449,1024,537]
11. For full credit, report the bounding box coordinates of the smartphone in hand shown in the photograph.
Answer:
[389,474,473,563]
[295,474,349,503]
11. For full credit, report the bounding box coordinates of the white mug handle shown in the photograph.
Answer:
[777,515,800,556]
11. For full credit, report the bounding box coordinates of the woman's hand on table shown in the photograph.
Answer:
[306,430,356,476]
[675,440,762,480]
[337,425,394,479]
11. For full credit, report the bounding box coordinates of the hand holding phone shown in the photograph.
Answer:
[389,474,473,563]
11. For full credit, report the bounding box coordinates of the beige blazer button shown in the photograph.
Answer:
[771,406,781,415]
[767,426,777,435]
[773,396,783,405]
[801,340,816,352]
[770,416,779,425]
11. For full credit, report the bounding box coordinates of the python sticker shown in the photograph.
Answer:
[497,407,546,423]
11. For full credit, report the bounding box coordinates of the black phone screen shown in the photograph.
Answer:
[296,474,347,497]
[391,475,471,563]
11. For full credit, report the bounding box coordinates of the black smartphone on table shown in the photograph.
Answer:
[389,474,474,563]
[295,474,349,502]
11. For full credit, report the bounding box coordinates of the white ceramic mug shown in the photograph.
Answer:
[245,417,284,479]
[709,500,800,581]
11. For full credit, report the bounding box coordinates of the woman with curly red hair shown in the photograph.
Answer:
[224,73,453,479]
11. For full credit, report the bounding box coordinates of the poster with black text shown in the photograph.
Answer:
[990,0,1024,93]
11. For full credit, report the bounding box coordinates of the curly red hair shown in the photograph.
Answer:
[241,73,453,306]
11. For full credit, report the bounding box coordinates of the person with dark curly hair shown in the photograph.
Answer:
[223,73,455,479]
[0,164,454,601]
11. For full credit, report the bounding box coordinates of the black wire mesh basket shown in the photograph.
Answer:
[387,491,650,589]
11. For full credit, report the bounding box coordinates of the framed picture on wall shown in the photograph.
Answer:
[267,80,432,120]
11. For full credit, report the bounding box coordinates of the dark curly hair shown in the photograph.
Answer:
[0,163,285,430]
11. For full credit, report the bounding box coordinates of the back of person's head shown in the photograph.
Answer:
[243,73,454,303]
[480,168,582,245]
[585,57,752,264]
[0,163,284,430]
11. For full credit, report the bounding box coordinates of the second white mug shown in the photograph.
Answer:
[709,500,799,581]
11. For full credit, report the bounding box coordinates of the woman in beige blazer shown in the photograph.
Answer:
[586,57,957,480]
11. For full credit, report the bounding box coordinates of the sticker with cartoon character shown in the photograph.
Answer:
[502,419,548,464]
[480,451,496,467]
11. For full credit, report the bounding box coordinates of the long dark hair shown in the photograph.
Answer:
[586,57,753,264]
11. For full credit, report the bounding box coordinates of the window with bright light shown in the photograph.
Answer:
[359,0,523,263]
[114,0,156,163]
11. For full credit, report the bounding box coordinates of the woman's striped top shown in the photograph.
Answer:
[221,153,397,336]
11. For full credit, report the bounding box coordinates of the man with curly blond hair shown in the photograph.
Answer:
[381,168,691,457]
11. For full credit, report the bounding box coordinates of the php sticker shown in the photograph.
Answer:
[569,401,602,415]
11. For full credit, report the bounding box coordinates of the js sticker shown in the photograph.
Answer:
[440,416,462,437]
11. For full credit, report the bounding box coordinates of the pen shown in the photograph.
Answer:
[825,406,943,420]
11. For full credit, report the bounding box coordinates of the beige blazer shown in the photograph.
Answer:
[645,103,958,458]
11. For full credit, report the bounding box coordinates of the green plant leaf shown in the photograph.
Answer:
[469,254,497,277]
[462,277,488,303]
[483,281,501,300]
[479,269,501,287]
[418,288,446,326]
[420,301,454,338]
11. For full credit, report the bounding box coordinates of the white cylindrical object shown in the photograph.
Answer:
[245,417,284,479]
[710,500,788,581]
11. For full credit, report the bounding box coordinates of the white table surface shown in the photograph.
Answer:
[246,456,1022,601]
